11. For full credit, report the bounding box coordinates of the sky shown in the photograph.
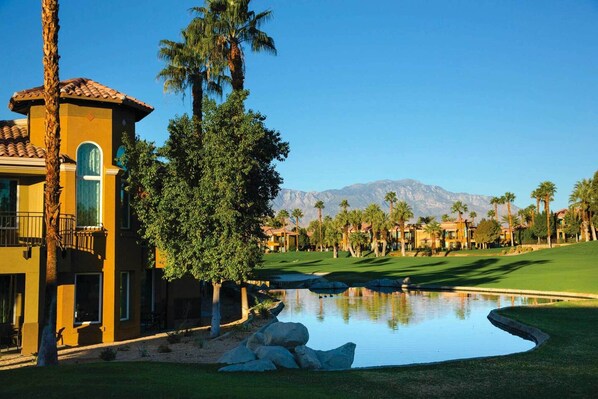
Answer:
[1,0,597,210]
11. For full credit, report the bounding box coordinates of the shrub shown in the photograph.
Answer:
[157,344,172,353]
[137,345,149,358]
[99,348,117,361]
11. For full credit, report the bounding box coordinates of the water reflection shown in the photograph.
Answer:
[270,288,558,367]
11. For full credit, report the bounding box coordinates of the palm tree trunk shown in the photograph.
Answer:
[210,282,222,338]
[381,237,387,257]
[590,212,597,241]
[295,220,299,251]
[507,203,514,246]
[240,283,249,320]
[38,0,61,367]
[333,245,338,259]
[545,198,551,248]
[191,76,203,137]
[400,224,406,257]
[318,211,322,252]
[228,41,244,91]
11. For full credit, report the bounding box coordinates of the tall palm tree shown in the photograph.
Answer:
[538,181,557,247]
[277,209,289,252]
[392,201,413,257]
[451,201,468,248]
[569,178,593,242]
[490,197,501,221]
[157,30,223,137]
[385,192,398,215]
[339,199,350,250]
[469,211,477,225]
[364,203,386,257]
[191,0,277,92]
[504,192,516,246]
[487,209,496,220]
[291,208,303,251]
[531,189,542,219]
[314,200,325,251]
[347,209,363,257]
[38,0,61,367]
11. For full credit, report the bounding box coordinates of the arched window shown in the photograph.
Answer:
[76,143,102,227]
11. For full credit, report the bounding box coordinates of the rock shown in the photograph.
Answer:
[294,345,322,370]
[246,332,265,352]
[217,345,256,365]
[218,359,277,372]
[255,346,299,369]
[315,342,356,370]
[263,322,309,348]
[270,301,285,316]
[310,281,348,290]
[365,278,400,288]
[401,277,412,285]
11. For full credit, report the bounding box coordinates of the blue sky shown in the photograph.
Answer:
[1,0,597,210]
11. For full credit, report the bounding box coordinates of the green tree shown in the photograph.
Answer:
[364,203,387,257]
[569,178,594,242]
[314,200,325,251]
[486,209,495,220]
[323,216,343,258]
[441,214,453,222]
[451,201,468,222]
[38,0,61,367]
[347,209,364,257]
[423,219,442,253]
[123,91,288,337]
[469,211,477,225]
[473,219,501,248]
[503,192,516,246]
[531,211,557,242]
[391,201,413,257]
[564,209,582,241]
[191,0,276,92]
[277,209,290,252]
[489,197,501,221]
[385,191,398,215]
[338,199,350,250]
[291,208,304,251]
[537,181,557,247]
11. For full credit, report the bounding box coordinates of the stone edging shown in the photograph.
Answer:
[487,309,550,347]
[401,284,598,300]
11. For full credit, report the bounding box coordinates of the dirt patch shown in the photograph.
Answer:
[0,316,272,370]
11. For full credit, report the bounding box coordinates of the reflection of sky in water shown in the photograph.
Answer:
[273,288,557,368]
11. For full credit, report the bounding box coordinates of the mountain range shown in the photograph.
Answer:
[271,179,515,225]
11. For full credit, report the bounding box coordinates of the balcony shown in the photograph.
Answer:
[0,212,76,248]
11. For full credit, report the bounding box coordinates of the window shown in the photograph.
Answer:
[116,146,130,229]
[0,179,17,228]
[74,273,102,324]
[120,272,130,321]
[76,143,101,227]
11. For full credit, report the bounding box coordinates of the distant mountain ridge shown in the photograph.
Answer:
[271,179,514,225]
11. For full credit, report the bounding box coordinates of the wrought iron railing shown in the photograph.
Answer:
[0,212,76,248]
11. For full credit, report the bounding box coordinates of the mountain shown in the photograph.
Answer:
[272,179,515,225]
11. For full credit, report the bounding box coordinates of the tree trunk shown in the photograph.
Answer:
[333,245,338,259]
[210,282,222,338]
[348,242,356,257]
[295,220,299,251]
[240,283,249,320]
[381,238,387,257]
[318,211,323,252]
[38,0,61,367]
[400,225,406,257]
[546,198,551,248]
[191,76,203,138]
[228,40,244,91]
[507,203,514,246]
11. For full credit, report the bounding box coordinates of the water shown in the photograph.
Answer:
[272,288,558,368]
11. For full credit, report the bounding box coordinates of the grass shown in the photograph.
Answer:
[1,242,597,398]
[256,241,598,294]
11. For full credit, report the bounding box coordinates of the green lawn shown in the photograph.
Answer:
[257,241,598,294]
[2,242,598,398]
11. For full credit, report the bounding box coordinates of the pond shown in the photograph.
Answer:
[271,288,559,368]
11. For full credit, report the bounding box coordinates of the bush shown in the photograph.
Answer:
[157,344,172,353]
[99,348,117,361]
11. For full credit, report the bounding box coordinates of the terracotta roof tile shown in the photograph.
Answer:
[0,120,45,159]
[9,78,153,121]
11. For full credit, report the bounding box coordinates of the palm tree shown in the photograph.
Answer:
[538,181,557,247]
[451,201,468,248]
[291,208,303,251]
[392,201,414,257]
[469,211,477,225]
[504,192,516,246]
[157,30,223,137]
[277,209,289,252]
[38,0,61,367]
[569,178,593,242]
[487,209,496,220]
[384,192,398,248]
[490,197,501,221]
[338,199,350,250]
[364,204,386,257]
[191,0,277,92]
[423,220,442,253]
[347,209,363,257]
[314,200,325,251]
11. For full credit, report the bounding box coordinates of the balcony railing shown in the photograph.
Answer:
[0,212,76,248]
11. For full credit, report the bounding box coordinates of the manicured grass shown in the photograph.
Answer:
[257,241,598,294]
[1,300,597,398]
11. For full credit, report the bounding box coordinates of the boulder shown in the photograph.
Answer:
[315,342,356,370]
[263,322,309,348]
[294,345,322,370]
[246,332,265,352]
[255,346,299,369]
[218,359,277,372]
[365,278,400,288]
[309,281,348,290]
[217,344,256,365]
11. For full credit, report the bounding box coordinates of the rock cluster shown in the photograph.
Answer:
[218,321,356,372]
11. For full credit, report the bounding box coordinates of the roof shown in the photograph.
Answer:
[0,119,45,159]
[9,78,153,121]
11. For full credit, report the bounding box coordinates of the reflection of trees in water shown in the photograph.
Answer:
[293,289,303,313]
